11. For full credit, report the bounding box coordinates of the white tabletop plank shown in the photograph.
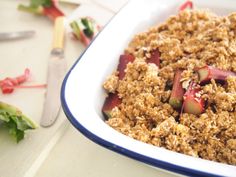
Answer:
[35,125,177,177]
[0,1,83,177]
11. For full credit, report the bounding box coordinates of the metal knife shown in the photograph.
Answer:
[40,17,66,127]
[0,30,35,41]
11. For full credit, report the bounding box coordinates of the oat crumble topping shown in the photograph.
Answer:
[103,10,236,165]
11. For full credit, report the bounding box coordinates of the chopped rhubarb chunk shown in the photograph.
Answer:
[183,82,204,115]
[197,65,236,84]
[102,93,121,119]
[147,50,160,67]
[169,70,185,109]
[70,17,100,46]
[117,54,135,80]
[80,30,91,47]
[179,0,193,11]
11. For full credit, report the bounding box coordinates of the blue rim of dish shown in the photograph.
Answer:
[61,3,223,177]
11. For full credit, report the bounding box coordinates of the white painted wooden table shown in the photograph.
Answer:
[0,1,176,177]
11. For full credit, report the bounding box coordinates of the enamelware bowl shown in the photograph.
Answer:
[61,0,236,176]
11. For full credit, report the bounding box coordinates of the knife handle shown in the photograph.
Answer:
[52,17,65,49]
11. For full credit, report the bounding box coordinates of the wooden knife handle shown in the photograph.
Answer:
[52,17,65,49]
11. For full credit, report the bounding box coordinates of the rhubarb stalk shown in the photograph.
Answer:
[197,65,236,84]
[169,70,185,109]
[182,82,204,115]
[147,49,160,67]
[0,68,46,94]
[18,0,64,21]
[117,54,135,80]
[102,93,121,119]
[179,0,193,11]
[70,17,100,46]
[102,54,135,119]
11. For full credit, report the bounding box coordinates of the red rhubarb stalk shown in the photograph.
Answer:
[102,54,135,119]
[169,70,185,109]
[18,0,64,21]
[197,65,236,84]
[70,22,91,46]
[15,84,47,89]
[102,93,121,119]
[179,0,193,11]
[117,54,135,80]
[43,5,64,20]
[0,68,46,94]
[0,69,30,94]
[70,17,100,46]
[182,82,204,115]
[80,30,91,47]
[147,49,160,67]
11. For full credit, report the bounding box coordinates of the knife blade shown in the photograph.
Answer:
[40,17,66,127]
[0,30,35,41]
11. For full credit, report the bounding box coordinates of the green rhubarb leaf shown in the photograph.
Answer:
[18,4,43,15]
[10,115,33,131]
[7,119,24,143]
[15,130,24,143]
[18,0,53,15]
[30,0,53,8]
[0,111,10,122]
[0,102,37,142]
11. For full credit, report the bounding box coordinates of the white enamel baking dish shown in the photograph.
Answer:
[61,0,236,176]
